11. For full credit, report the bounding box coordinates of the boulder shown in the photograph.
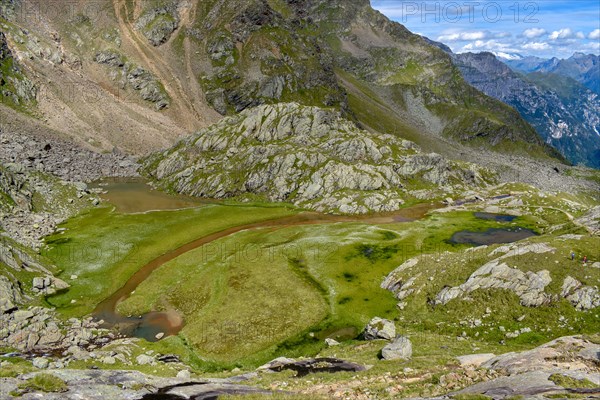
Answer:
[32,276,46,290]
[0,276,22,313]
[101,356,116,365]
[363,317,396,340]
[136,354,155,366]
[32,357,49,369]
[176,370,191,380]
[457,353,496,367]
[381,336,412,360]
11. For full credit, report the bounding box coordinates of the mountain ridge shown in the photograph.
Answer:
[450,50,600,168]
[0,0,562,165]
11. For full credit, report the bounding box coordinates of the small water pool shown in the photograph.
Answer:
[93,178,207,213]
[449,227,537,246]
[474,212,518,222]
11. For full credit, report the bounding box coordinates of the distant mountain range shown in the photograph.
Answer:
[496,52,600,95]
[447,50,600,168]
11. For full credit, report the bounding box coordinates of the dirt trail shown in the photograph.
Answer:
[178,1,209,120]
[112,0,218,132]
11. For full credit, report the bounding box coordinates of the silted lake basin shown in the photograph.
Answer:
[83,180,440,342]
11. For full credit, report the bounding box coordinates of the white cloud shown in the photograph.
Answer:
[495,32,512,39]
[437,31,488,42]
[549,28,577,40]
[583,41,600,51]
[576,31,585,39]
[589,29,600,40]
[522,28,546,39]
[521,42,551,51]
[459,40,518,53]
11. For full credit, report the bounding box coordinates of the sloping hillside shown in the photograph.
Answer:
[1,0,561,164]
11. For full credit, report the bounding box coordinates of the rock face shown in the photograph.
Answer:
[455,335,600,399]
[381,336,412,360]
[144,103,490,213]
[0,31,37,107]
[436,260,553,307]
[135,2,179,46]
[435,244,556,307]
[575,206,600,234]
[561,276,600,310]
[94,50,170,110]
[0,163,31,212]
[191,0,346,114]
[0,368,279,400]
[363,317,396,340]
[381,258,420,300]
[451,51,600,168]
[0,275,22,313]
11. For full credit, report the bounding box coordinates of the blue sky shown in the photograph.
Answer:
[370,1,600,58]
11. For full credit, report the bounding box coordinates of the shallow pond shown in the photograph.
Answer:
[93,178,206,213]
[474,212,518,222]
[449,227,537,246]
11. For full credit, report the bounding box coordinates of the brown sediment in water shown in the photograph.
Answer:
[92,201,438,341]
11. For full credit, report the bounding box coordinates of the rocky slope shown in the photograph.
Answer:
[0,0,561,164]
[0,30,36,109]
[143,103,491,213]
[451,51,600,168]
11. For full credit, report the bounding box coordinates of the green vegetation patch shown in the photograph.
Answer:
[548,373,598,389]
[43,204,297,317]
[14,373,68,395]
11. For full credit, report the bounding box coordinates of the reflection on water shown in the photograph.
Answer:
[474,212,517,222]
[93,178,206,213]
[450,227,537,246]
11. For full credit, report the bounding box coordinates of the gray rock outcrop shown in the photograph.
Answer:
[134,3,179,46]
[561,276,600,310]
[435,260,553,307]
[363,317,396,340]
[435,243,557,307]
[381,336,412,360]
[94,50,170,110]
[144,103,490,214]
[0,275,23,313]
[457,335,600,398]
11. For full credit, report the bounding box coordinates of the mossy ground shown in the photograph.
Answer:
[25,182,599,398]
[10,373,68,396]
[43,203,297,317]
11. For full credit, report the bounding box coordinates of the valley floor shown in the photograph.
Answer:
[1,172,599,399]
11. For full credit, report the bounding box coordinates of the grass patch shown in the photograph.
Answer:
[15,373,68,394]
[43,204,297,317]
[115,209,555,366]
[0,359,34,378]
[452,395,493,400]
[548,374,598,389]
